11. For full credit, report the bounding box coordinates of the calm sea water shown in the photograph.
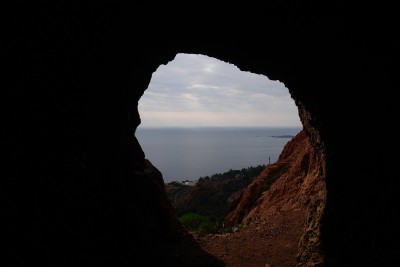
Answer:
[135,127,302,183]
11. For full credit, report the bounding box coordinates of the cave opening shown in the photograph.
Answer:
[135,53,309,266]
[7,6,397,266]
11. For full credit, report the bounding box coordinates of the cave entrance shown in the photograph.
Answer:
[137,53,302,183]
[136,53,305,266]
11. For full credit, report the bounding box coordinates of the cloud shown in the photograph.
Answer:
[138,53,302,127]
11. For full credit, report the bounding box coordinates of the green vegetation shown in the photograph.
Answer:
[166,165,266,235]
[179,212,221,235]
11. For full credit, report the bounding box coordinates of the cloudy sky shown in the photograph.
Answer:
[138,53,302,128]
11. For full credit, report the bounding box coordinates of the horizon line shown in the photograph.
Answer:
[137,125,303,129]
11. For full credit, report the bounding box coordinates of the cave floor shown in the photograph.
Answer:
[194,209,305,267]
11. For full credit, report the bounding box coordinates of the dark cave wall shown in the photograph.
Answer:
[4,9,187,266]
[4,5,399,266]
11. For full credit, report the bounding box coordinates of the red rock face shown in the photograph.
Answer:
[224,130,326,264]
[225,130,318,223]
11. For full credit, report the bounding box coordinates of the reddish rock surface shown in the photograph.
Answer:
[192,130,325,266]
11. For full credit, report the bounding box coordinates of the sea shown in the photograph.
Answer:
[135,127,302,183]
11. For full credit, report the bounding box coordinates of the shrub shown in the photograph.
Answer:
[179,212,221,235]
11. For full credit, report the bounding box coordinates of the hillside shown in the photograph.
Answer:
[172,130,324,266]
[165,165,266,224]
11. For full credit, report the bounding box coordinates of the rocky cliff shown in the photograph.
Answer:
[224,129,325,264]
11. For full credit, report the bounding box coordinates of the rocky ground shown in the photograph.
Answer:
[194,209,305,267]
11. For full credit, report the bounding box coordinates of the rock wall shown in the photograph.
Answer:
[224,130,325,265]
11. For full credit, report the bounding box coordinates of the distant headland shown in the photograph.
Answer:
[270,135,294,138]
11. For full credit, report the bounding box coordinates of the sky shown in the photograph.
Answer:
[138,53,302,128]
